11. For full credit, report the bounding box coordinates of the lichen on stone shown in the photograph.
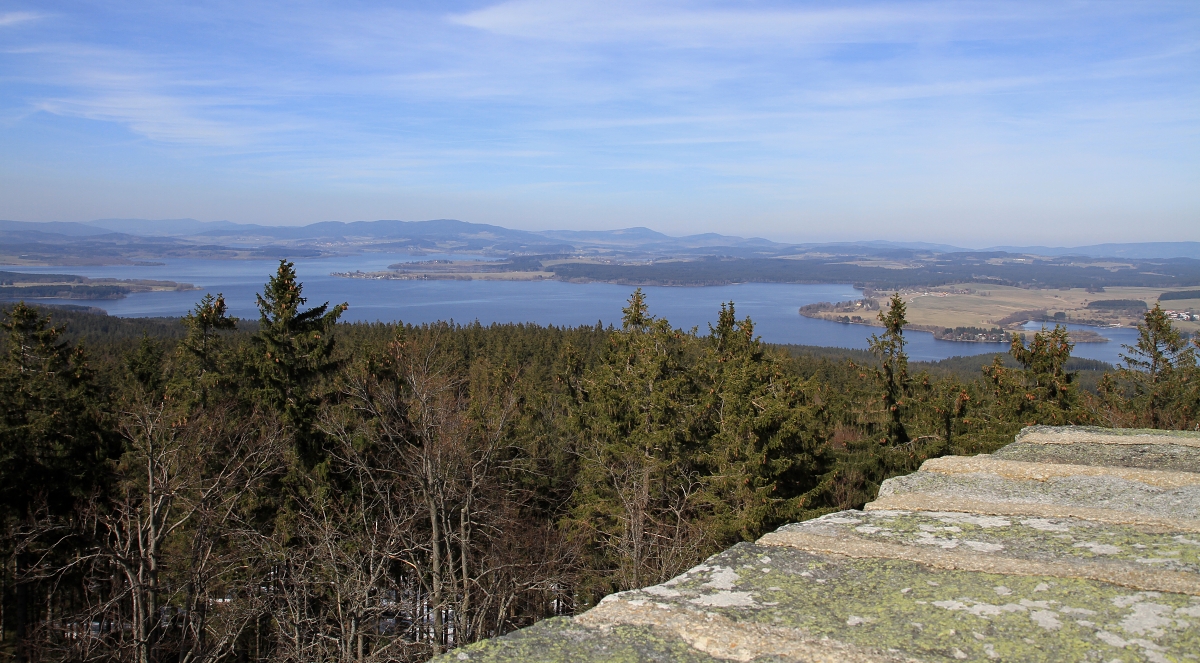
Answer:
[435,427,1200,663]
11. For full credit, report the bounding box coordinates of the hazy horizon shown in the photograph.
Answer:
[9,215,1200,252]
[2,2,1197,245]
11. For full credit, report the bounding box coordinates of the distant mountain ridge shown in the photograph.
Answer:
[88,218,244,236]
[2,218,1197,260]
[0,220,115,237]
[536,227,778,250]
[192,219,545,242]
[985,242,1200,260]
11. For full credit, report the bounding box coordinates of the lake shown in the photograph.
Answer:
[11,253,1140,365]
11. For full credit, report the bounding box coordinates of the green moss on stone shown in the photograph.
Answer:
[430,618,721,663]
[782,510,1200,575]
[623,543,1200,662]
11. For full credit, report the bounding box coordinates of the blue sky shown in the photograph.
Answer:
[1,1,1197,245]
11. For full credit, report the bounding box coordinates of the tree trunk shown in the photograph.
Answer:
[15,552,27,663]
[459,499,471,644]
[426,466,443,651]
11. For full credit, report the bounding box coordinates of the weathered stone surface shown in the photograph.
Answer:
[434,426,1200,663]
[448,543,1200,662]
[1016,425,1200,448]
[992,441,1200,473]
[864,493,1200,534]
[576,588,916,663]
[873,467,1200,527]
[762,511,1200,594]
[919,454,1200,488]
[442,617,727,662]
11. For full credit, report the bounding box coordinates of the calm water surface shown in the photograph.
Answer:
[13,254,1138,364]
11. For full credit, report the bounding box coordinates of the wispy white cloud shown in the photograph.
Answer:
[449,0,1066,46]
[0,1,1196,240]
[0,11,41,28]
[35,93,245,145]
[3,37,307,146]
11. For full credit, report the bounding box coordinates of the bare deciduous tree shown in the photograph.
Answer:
[20,404,283,663]
[328,330,574,655]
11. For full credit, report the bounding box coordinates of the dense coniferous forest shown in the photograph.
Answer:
[2,261,1199,663]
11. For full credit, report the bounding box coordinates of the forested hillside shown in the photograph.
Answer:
[2,261,1198,663]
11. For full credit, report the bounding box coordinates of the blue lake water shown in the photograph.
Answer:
[11,253,1140,365]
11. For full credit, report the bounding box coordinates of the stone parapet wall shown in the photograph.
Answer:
[434,426,1200,662]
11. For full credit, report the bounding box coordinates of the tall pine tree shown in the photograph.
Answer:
[869,293,911,445]
[252,261,347,467]
[697,303,827,542]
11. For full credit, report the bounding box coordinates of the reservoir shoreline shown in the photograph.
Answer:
[3,254,1143,365]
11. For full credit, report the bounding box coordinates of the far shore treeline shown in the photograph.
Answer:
[2,260,1199,663]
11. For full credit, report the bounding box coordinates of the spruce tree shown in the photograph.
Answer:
[699,302,825,541]
[566,289,701,596]
[0,304,113,656]
[252,260,347,467]
[125,333,166,396]
[0,303,108,518]
[179,293,238,404]
[1115,303,1198,428]
[869,293,910,445]
[986,325,1081,425]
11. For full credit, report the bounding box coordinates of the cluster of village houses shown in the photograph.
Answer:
[1164,309,1198,321]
